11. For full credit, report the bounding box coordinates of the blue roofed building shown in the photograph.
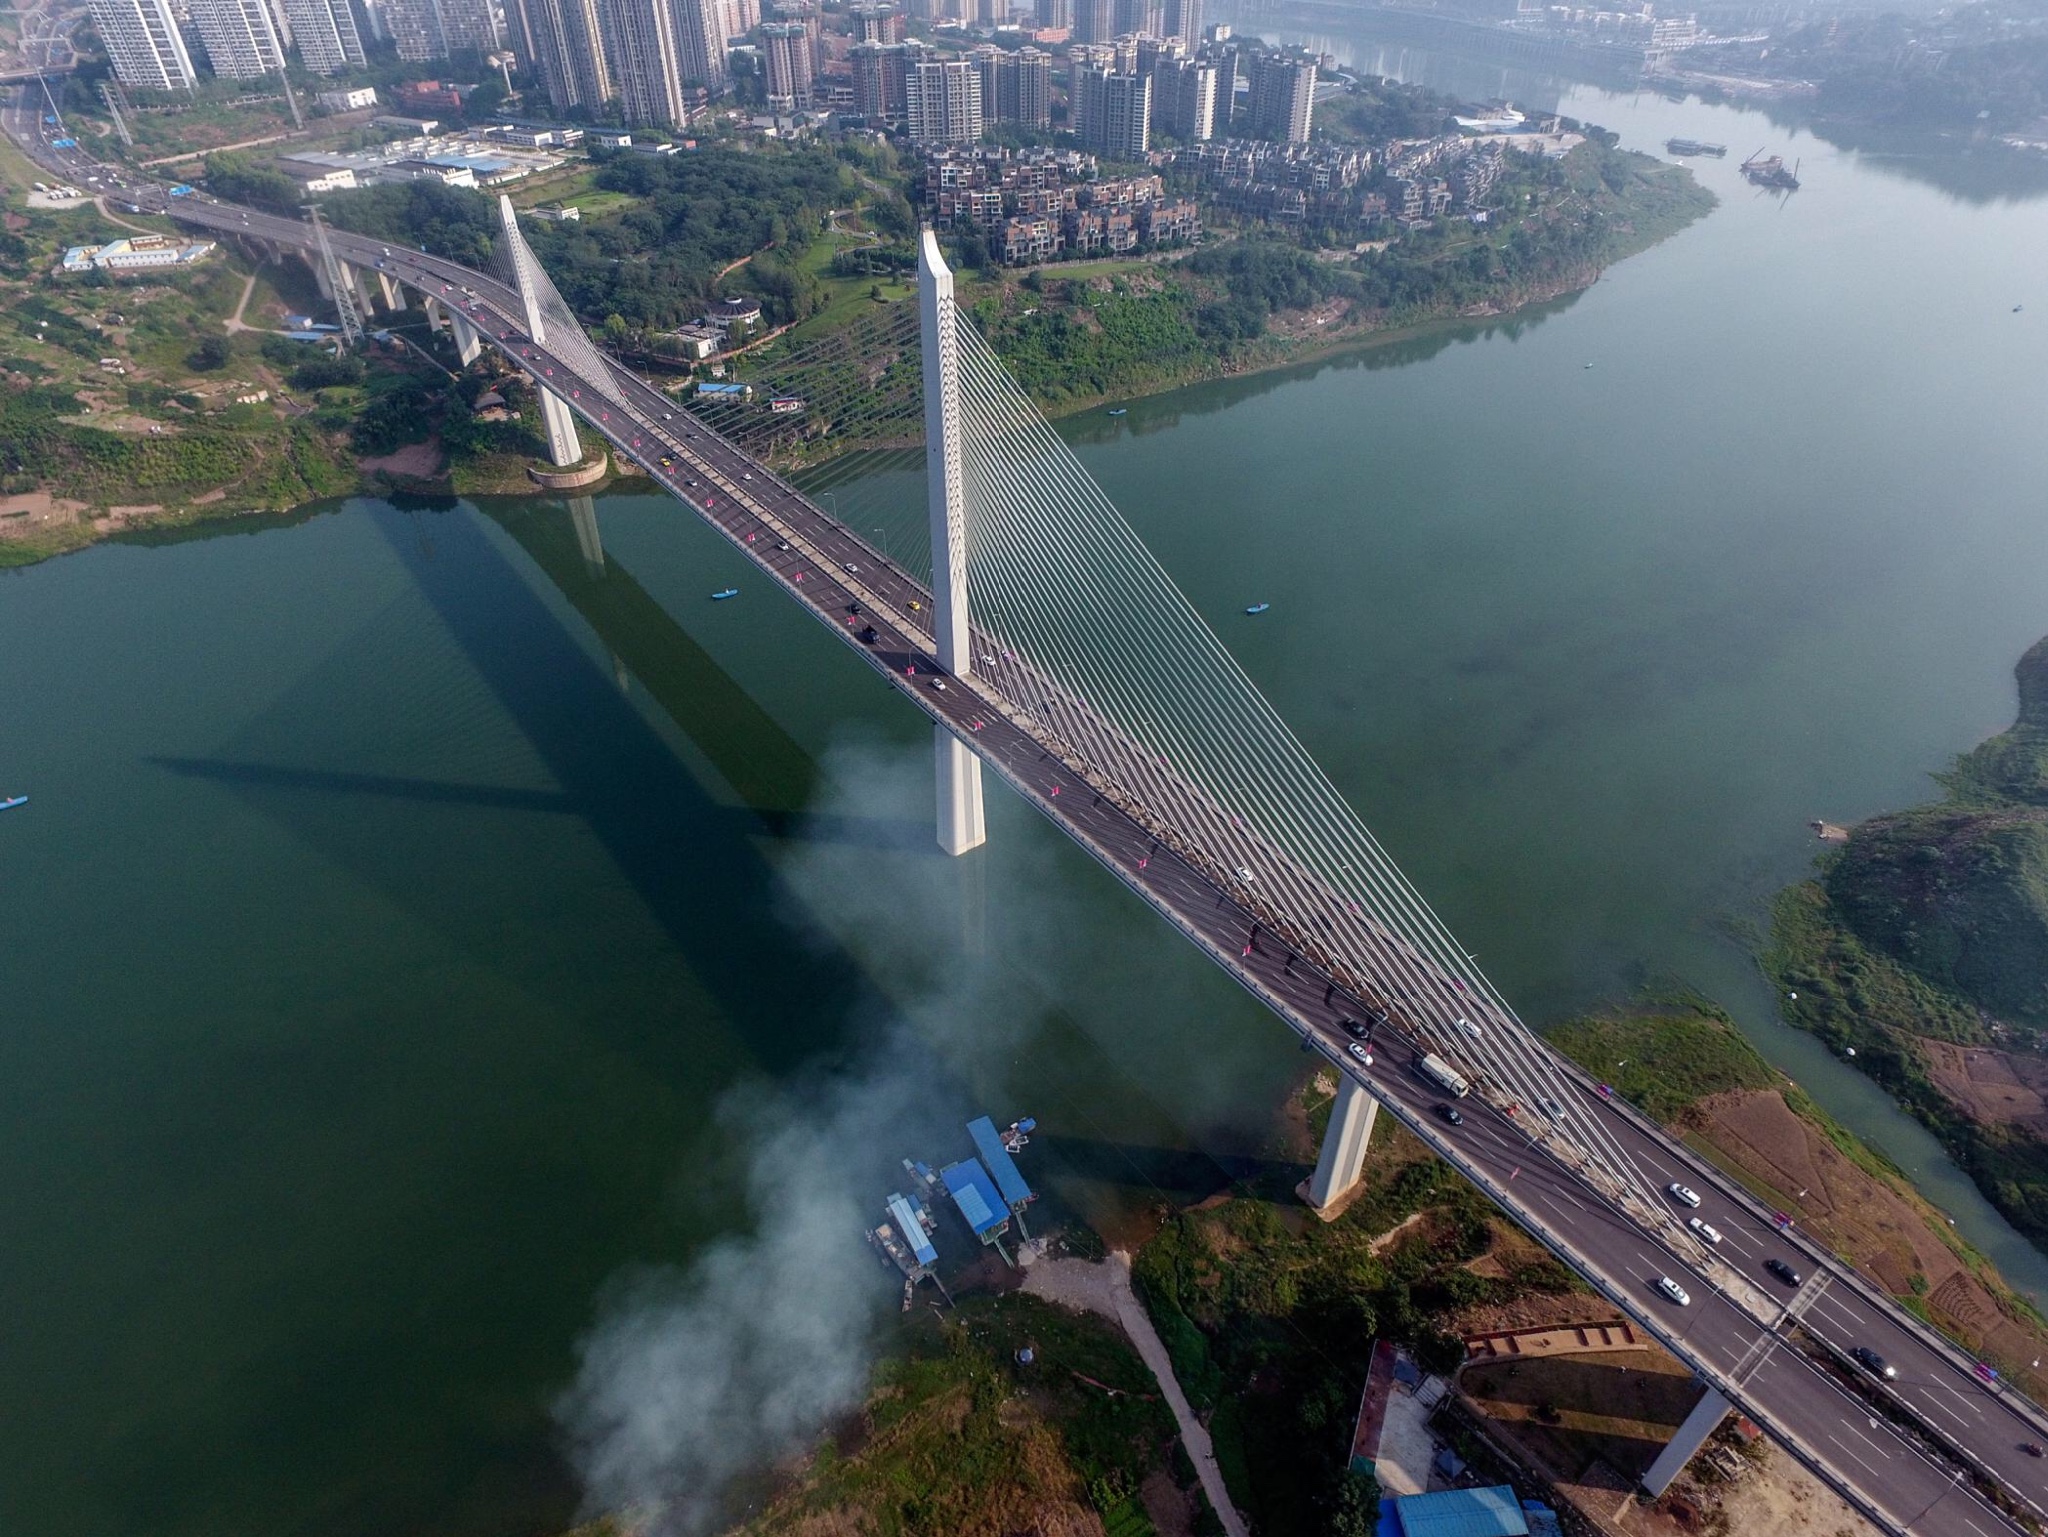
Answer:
[1390,1486,1530,1537]
[886,1193,938,1267]
[940,1158,1014,1260]
[966,1116,1035,1236]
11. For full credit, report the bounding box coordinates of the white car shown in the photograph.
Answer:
[1347,1042,1373,1067]
[1687,1217,1723,1245]
[1456,1017,1482,1040]
[1235,866,1254,883]
[1657,1276,1691,1306]
[1668,1182,1702,1209]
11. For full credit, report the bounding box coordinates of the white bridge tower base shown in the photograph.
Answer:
[919,229,986,856]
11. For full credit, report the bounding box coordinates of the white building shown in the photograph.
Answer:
[88,0,198,90]
[315,86,380,111]
[63,236,217,271]
[903,58,982,144]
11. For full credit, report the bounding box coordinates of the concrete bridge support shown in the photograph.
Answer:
[568,495,604,571]
[449,311,482,366]
[919,229,986,857]
[420,293,445,331]
[1640,1386,1730,1496]
[538,386,582,467]
[1306,1076,1380,1212]
[377,270,405,311]
[308,251,333,299]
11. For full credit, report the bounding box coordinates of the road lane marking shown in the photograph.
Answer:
[1825,1432,1886,1476]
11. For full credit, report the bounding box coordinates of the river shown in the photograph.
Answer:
[3,70,2047,1537]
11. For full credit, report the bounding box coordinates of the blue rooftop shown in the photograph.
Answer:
[1393,1487,1529,1537]
[940,1159,1007,1236]
[886,1193,937,1266]
[966,1116,1033,1209]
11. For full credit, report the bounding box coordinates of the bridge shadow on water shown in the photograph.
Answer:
[1035,1131,1313,1209]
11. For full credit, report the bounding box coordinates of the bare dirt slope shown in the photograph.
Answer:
[1689,1088,2048,1391]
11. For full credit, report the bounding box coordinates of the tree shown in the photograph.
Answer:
[188,336,231,371]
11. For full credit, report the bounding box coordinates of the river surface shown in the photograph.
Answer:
[4,73,2048,1537]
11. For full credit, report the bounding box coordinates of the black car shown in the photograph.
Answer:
[1435,1102,1464,1126]
[859,625,879,644]
[1340,1018,1371,1041]
[1849,1346,1897,1381]
[1766,1259,1802,1286]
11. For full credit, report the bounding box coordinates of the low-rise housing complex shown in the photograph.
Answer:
[63,235,217,272]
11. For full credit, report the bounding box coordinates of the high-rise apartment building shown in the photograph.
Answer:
[513,0,609,108]
[972,43,1049,128]
[1032,0,1067,29]
[284,0,367,72]
[1133,32,1181,77]
[760,20,812,108]
[1099,67,1148,156]
[599,0,685,121]
[1109,0,1159,38]
[848,1,902,41]
[89,0,197,88]
[191,0,287,77]
[1161,0,1196,44]
[1070,0,1109,41]
[1155,55,1212,140]
[672,0,728,88]
[850,38,908,119]
[443,0,504,50]
[1073,61,1146,156]
[903,57,982,144]
[381,0,447,59]
[1246,49,1313,141]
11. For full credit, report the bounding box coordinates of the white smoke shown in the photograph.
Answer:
[554,1065,920,1535]
[553,737,1034,1534]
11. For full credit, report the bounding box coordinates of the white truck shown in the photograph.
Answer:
[1415,1052,1471,1099]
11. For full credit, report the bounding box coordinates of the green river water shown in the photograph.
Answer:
[3,70,2047,1537]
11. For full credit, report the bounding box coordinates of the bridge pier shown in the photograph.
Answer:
[307,251,332,299]
[449,311,482,366]
[919,229,986,857]
[1304,1075,1380,1214]
[377,270,405,311]
[538,386,583,467]
[1640,1386,1730,1496]
[420,292,445,331]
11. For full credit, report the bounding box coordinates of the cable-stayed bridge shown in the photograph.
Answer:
[167,190,2048,1537]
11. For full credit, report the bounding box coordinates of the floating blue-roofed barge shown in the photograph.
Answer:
[869,1113,1038,1287]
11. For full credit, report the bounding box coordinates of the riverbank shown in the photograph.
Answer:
[969,139,1715,421]
[1763,633,2048,1271]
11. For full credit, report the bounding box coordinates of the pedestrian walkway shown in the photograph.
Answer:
[1022,1250,1250,1537]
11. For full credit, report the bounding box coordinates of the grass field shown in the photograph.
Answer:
[1546,1002,1777,1124]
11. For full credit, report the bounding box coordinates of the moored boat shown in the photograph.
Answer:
[0,795,26,810]
[712,588,739,600]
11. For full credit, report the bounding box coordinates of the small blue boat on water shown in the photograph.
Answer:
[712,588,739,600]
[1245,603,1270,615]
[1107,408,1127,416]
[1,795,26,810]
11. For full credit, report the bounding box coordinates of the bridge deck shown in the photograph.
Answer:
[166,196,2048,1537]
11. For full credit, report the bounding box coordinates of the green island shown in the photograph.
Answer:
[0,65,1710,569]
[1765,633,2048,1259]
